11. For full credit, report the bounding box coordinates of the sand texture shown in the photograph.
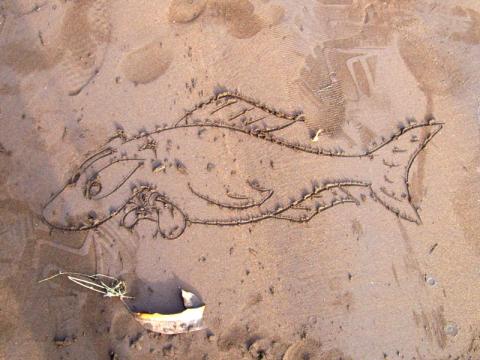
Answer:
[1,0,480,359]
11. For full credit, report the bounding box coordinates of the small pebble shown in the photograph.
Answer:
[426,276,436,286]
[445,323,458,336]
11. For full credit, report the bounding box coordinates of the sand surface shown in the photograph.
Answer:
[1,0,480,359]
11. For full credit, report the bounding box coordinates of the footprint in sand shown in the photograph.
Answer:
[451,6,480,45]
[168,0,207,23]
[208,0,285,39]
[59,0,111,95]
[0,200,34,281]
[207,0,264,39]
[293,45,347,138]
[120,42,172,85]
[0,0,111,96]
[168,0,285,39]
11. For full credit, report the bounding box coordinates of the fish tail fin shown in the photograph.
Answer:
[369,121,442,224]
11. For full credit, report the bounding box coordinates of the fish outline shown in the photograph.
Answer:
[42,91,442,239]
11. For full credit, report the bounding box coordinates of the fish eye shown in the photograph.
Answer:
[85,178,102,199]
[83,159,144,200]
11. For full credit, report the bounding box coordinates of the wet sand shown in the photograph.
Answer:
[1,0,480,359]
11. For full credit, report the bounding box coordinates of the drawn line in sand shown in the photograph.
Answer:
[41,91,442,239]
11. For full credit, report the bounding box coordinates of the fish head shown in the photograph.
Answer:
[42,144,147,231]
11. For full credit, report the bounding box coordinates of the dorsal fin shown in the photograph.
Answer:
[176,92,304,134]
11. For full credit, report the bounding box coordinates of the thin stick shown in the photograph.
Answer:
[38,271,134,300]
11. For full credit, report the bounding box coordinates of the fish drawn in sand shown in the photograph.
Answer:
[42,92,442,239]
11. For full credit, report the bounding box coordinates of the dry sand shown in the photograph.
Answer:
[1,0,480,359]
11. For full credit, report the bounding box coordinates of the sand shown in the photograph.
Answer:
[1,0,480,359]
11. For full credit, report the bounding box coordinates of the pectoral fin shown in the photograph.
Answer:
[273,187,359,222]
